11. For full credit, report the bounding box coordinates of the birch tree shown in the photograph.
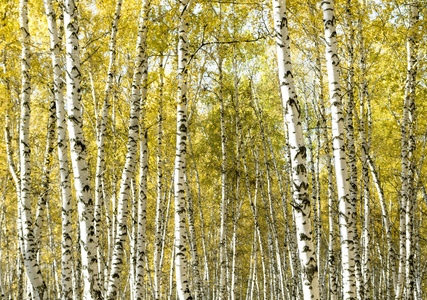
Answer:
[94,0,123,290]
[218,54,228,300]
[344,2,363,298]
[322,0,356,298]
[358,2,372,298]
[272,0,319,298]
[106,0,149,297]
[307,2,337,296]
[405,3,418,299]
[64,0,102,297]
[135,83,149,299]
[18,0,48,298]
[43,0,75,297]
[174,0,193,299]
[154,53,165,300]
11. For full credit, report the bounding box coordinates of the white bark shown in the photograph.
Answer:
[184,170,203,299]
[251,147,268,300]
[309,6,337,294]
[174,1,193,299]
[19,1,47,298]
[34,97,55,265]
[136,40,150,298]
[358,4,371,298]
[304,102,321,297]
[272,0,320,299]
[344,3,363,299]
[43,0,74,297]
[106,0,148,297]
[405,3,418,299]
[367,157,396,295]
[135,126,148,300]
[253,92,285,300]
[322,1,356,298]
[64,0,101,297]
[134,29,149,299]
[154,54,164,300]
[218,55,228,300]
[188,131,210,299]
[230,48,243,300]
[94,0,123,292]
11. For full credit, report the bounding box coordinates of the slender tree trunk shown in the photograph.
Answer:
[252,89,286,300]
[266,126,293,300]
[46,193,61,299]
[64,0,101,297]
[129,177,138,300]
[322,1,356,298]
[188,131,210,299]
[34,96,56,262]
[217,54,229,300]
[405,3,418,299]
[184,169,203,299]
[305,100,321,298]
[106,0,148,297]
[251,147,269,300]
[230,46,242,300]
[283,142,304,300]
[358,3,371,298]
[94,1,123,293]
[160,171,174,288]
[367,157,396,297]
[154,53,164,300]
[19,1,47,298]
[308,2,337,296]
[43,1,74,298]
[135,127,148,300]
[134,27,149,299]
[245,233,256,300]
[344,3,364,299]
[272,0,320,298]
[45,0,73,300]
[174,1,193,299]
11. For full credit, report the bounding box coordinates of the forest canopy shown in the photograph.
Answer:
[0,0,426,299]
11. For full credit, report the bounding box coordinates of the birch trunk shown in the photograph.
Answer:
[184,170,203,299]
[174,1,193,299]
[266,126,293,299]
[251,147,268,300]
[106,0,148,297]
[19,0,47,298]
[283,142,304,300]
[160,172,174,290]
[253,91,286,300]
[63,0,102,297]
[134,30,149,300]
[34,96,55,262]
[154,53,164,300]
[358,4,371,298]
[135,127,148,300]
[308,1,337,295]
[218,55,228,300]
[344,3,363,299]
[130,177,138,300]
[322,0,356,298]
[230,48,243,300]
[305,102,321,297]
[94,0,123,291]
[188,131,210,299]
[405,3,418,299]
[367,157,396,296]
[43,0,74,297]
[272,0,320,298]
